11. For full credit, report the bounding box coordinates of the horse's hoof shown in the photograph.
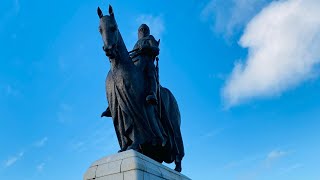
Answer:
[118,148,127,153]
[174,166,182,173]
[174,160,182,172]
[126,143,141,152]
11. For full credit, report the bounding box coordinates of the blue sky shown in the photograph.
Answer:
[1,0,320,179]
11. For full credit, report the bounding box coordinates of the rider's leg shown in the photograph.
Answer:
[146,60,158,105]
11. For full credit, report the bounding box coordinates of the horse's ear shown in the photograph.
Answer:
[97,7,103,18]
[109,5,114,17]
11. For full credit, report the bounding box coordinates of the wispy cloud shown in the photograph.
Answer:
[280,163,303,174]
[70,123,116,153]
[223,0,320,107]
[57,103,73,123]
[266,150,288,161]
[264,149,292,169]
[222,149,293,179]
[201,128,224,138]
[13,0,20,14]
[201,0,269,38]
[34,137,48,148]
[4,84,20,97]
[58,56,68,71]
[126,14,164,52]
[136,14,165,40]
[70,141,86,152]
[36,162,45,172]
[3,136,49,168]
[265,149,289,167]
[4,152,24,168]
[222,154,263,170]
[0,0,20,30]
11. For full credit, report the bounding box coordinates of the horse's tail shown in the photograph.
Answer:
[160,87,181,126]
[159,87,184,163]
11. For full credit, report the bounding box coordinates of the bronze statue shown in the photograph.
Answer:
[97,5,184,172]
[131,24,159,105]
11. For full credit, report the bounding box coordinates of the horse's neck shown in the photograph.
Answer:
[115,32,131,65]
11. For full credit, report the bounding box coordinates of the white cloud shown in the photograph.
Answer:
[201,0,269,38]
[266,150,288,161]
[265,149,289,168]
[34,137,48,147]
[280,163,303,174]
[36,163,45,172]
[4,152,24,167]
[223,0,320,107]
[136,15,164,40]
[126,14,164,52]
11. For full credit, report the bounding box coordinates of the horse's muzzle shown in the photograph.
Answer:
[103,44,116,58]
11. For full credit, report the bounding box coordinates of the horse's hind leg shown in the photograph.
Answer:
[174,156,182,172]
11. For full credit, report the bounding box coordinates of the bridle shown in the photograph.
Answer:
[103,25,120,59]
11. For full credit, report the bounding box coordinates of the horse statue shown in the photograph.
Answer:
[97,5,184,172]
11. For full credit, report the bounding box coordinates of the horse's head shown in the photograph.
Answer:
[97,5,119,59]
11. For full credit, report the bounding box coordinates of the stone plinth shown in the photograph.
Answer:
[84,150,191,180]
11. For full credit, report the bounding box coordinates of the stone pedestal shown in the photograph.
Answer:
[84,150,191,180]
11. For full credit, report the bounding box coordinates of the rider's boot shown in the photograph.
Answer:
[146,62,158,105]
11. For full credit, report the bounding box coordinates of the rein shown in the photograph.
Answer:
[111,30,120,58]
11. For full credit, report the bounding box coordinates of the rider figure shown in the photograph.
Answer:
[131,24,159,105]
[101,24,159,117]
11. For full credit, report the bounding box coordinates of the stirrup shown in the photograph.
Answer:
[146,94,157,105]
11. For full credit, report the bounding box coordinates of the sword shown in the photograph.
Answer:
[156,39,161,119]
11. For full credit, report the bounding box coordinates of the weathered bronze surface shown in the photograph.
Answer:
[98,5,184,172]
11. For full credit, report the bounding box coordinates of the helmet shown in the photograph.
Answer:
[138,24,150,39]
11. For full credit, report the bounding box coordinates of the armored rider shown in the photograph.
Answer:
[101,24,159,117]
[131,23,159,105]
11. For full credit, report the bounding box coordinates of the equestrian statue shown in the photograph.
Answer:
[97,5,184,172]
